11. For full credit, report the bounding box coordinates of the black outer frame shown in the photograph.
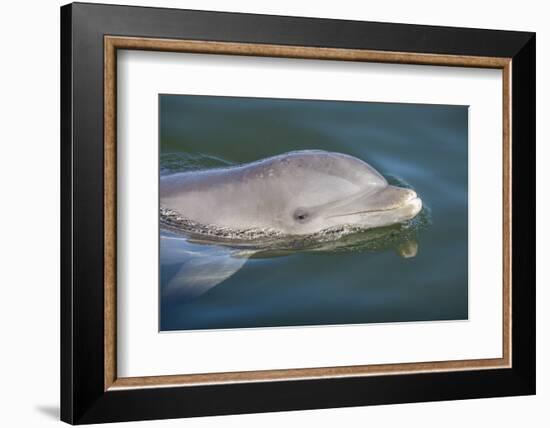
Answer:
[60,2,535,424]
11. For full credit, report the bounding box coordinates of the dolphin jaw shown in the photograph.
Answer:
[324,192,422,230]
[327,190,421,219]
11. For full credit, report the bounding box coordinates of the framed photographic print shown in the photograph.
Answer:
[60,2,536,424]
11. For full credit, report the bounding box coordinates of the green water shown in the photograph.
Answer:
[159,94,468,331]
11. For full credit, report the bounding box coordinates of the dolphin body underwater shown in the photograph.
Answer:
[160,150,422,237]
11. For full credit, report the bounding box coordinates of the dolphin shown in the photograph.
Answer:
[160,150,422,237]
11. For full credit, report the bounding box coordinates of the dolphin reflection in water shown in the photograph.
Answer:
[160,150,428,301]
[160,226,423,301]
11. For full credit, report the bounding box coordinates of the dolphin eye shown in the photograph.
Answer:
[293,209,310,223]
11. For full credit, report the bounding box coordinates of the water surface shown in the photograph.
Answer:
[159,94,468,331]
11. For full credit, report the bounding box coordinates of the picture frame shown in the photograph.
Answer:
[60,2,535,424]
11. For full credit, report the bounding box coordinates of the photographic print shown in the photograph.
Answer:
[159,94,468,331]
[61,7,534,422]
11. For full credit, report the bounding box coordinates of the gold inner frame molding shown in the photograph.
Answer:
[104,35,512,391]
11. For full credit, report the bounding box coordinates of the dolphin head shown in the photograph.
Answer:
[282,182,422,235]
[254,151,423,235]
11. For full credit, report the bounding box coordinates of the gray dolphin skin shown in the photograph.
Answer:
[160,150,422,236]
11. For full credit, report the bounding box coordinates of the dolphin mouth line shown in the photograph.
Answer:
[326,197,421,219]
